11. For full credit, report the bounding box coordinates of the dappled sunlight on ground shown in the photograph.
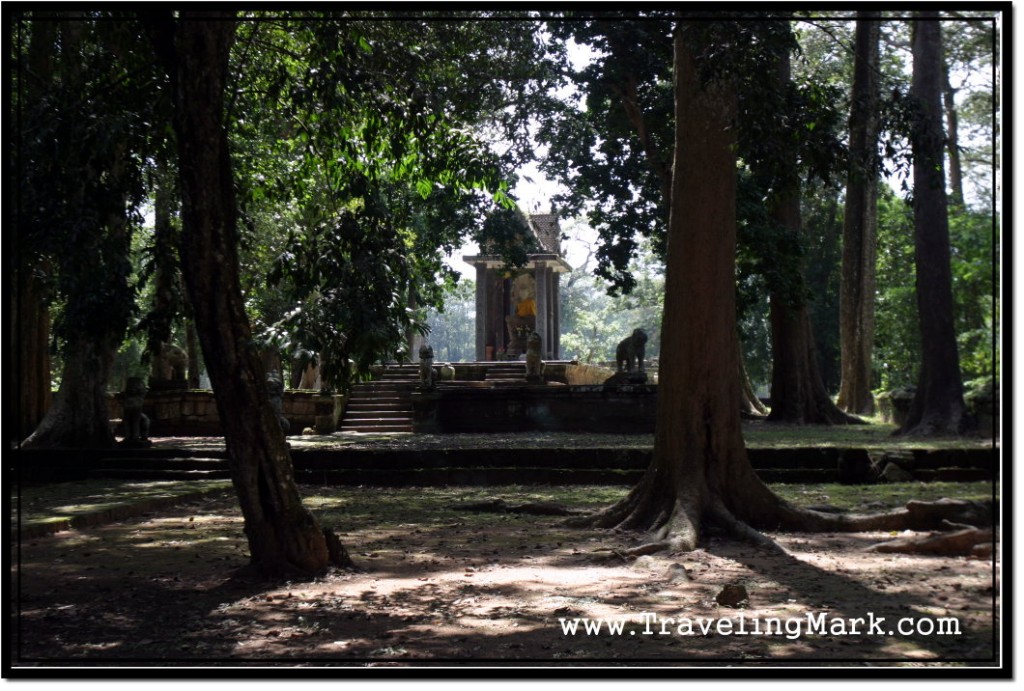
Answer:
[11,485,998,667]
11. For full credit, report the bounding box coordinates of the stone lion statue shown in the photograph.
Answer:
[616,328,648,374]
[525,331,544,382]
[418,344,437,390]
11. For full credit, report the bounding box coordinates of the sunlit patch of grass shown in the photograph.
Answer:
[13,479,232,531]
[743,420,996,450]
[769,481,995,512]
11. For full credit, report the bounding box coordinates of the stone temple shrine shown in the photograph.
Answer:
[463,213,572,361]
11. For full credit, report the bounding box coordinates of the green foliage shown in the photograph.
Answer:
[477,207,539,270]
[542,14,848,313]
[559,232,663,364]
[874,188,920,390]
[221,16,564,391]
[424,279,476,362]
[540,14,676,294]
[801,186,844,393]
[948,207,998,380]
[16,15,164,354]
[874,175,997,392]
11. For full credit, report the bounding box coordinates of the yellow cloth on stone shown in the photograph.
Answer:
[516,298,537,317]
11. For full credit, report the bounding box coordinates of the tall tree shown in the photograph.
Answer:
[542,16,766,414]
[837,16,881,415]
[577,17,979,555]
[579,21,857,548]
[146,12,350,575]
[898,16,970,436]
[20,16,153,448]
[761,30,859,426]
[13,17,55,442]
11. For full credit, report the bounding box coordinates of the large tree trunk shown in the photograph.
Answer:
[23,178,130,450]
[154,13,349,576]
[145,162,180,377]
[739,347,767,417]
[898,17,970,436]
[837,16,881,416]
[574,22,939,554]
[765,42,860,427]
[768,293,858,425]
[15,18,57,443]
[14,264,52,443]
[580,23,826,550]
[23,40,132,449]
[581,23,749,548]
[22,336,117,449]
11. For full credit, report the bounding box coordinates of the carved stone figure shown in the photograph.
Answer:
[266,372,290,433]
[418,344,438,390]
[525,331,544,383]
[120,376,151,447]
[616,328,648,375]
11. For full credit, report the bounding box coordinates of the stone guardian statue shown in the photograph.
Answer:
[525,331,545,383]
[418,344,438,390]
[120,376,152,447]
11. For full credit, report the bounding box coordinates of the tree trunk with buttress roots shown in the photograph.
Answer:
[897,17,971,437]
[765,42,862,426]
[573,23,976,554]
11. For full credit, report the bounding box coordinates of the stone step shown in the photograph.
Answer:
[343,411,414,421]
[93,457,228,470]
[354,380,413,386]
[344,399,407,411]
[88,468,233,481]
[338,424,414,433]
[348,391,411,399]
[348,389,411,397]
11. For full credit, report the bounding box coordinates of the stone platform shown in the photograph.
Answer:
[12,432,997,486]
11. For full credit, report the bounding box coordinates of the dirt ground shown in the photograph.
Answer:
[11,484,1000,668]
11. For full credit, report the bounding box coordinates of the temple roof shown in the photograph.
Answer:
[526,213,562,254]
[463,208,570,272]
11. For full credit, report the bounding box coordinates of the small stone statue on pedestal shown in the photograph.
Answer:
[120,376,152,447]
[605,328,650,387]
[418,344,438,390]
[615,328,649,383]
[266,372,290,433]
[525,331,545,383]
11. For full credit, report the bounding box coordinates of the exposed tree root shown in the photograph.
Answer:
[866,527,994,556]
[323,527,355,568]
[895,411,975,437]
[571,482,995,561]
[816,498,993,533]
[709,500,789,555]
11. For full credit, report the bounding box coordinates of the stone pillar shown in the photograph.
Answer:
[475,264,488,361]
[534,263,549,356]
[552,271,561,359]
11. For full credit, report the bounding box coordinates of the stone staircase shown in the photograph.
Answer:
[484,361,527,384]
[339,365,417,433]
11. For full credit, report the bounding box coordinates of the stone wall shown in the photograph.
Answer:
[411,383,657,434]
[109,390,343,437]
